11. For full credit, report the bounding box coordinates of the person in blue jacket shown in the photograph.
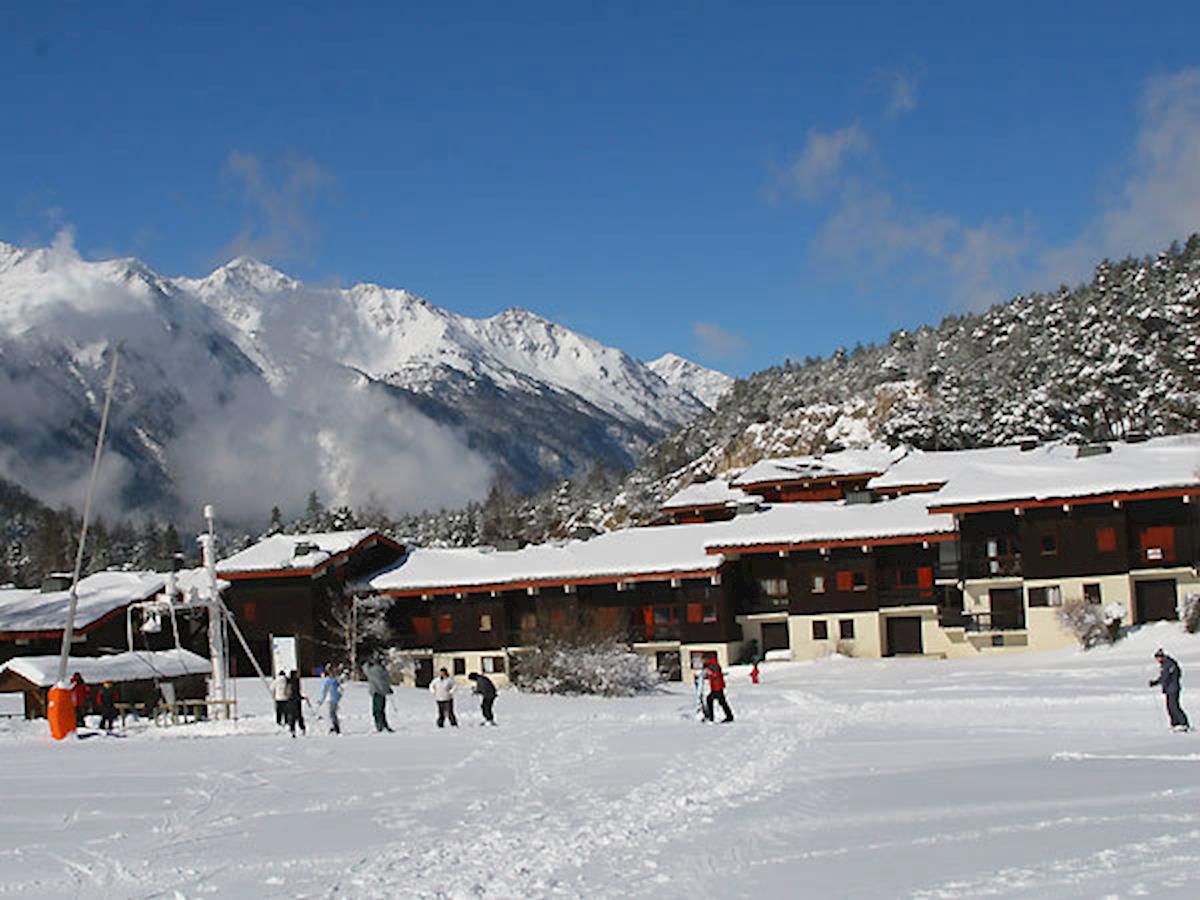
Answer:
[316,665,343,734]
[1149,648,1190,732]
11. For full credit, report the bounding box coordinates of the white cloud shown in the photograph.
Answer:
[1042,67,1200,284]
[885,71,920,118]
[802,68,1200,312]
[786,125,869,200]
[692,321,748,360]
[219,151,334,264]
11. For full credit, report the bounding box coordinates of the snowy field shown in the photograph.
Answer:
[3,623,1199,899]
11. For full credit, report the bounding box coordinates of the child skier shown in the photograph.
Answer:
[316,665,343,734]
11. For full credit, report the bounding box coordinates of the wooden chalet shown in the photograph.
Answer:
[361,525,743,685]
[927,435,1200,651]
[653,478,762,525]
[730,448,900,504]
[217,529,406,675]
[0,571,210,666]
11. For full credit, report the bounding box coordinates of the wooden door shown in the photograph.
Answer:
[886,616,923,656]
[761,622,790,652]
[1135,579,1178,623]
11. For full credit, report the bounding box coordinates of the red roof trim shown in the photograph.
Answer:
[929,486,1200,515]
[736,472,881,490]
[378,567,721,599]
[705,531,956,555]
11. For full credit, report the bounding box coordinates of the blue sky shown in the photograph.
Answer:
[3,1,1199,377]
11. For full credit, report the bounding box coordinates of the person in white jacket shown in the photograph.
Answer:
[429,667,458,728]
[271,670,290,726]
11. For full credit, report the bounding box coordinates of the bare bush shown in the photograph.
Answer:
[514,636,662,697]
[1058,598,1122,649]
[1179,593,1200,634]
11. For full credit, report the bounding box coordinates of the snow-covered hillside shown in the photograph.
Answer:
[0,238,720,519]
[647,352,733,410]
[2,623,1198,897]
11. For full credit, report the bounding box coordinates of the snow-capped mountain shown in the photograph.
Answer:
[0,238,722,522]
[646,353,734,411]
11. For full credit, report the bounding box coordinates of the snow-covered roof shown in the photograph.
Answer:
[732,446,903,487]
[660,479,761,511]
[0,649,211,688]
[702,494,956,551]
[0,570,221,636]
[217,529,383,575]
[868,445,1030,491]
[364,523,727,594]
[928,435,1200,511]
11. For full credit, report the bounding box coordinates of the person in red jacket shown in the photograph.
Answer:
[703,658,734,723]
[69,672,89,728]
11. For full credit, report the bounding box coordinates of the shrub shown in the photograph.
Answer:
[514,637,662,697]
[1058,598,1121,649]
[1178,593,1200,634]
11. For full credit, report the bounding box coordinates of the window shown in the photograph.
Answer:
[479,613,492,632]
[520,612,537,631]
[1095,526,1118,553]
[686,603,719,624]
[242,601,257,622]
[1083,583,1102,605]
[839,618,855,639]
[852,571,868,592]
[1027,585,1063,607]
[1039,533,1058,556]
[437,613,453,634]
[759,577,788,598]
[482,656,506,674]
[811,574,826,593]
[986,536,1020,574]
[453,657,466,676]
[651,606,678,625]
[1139,526,1176,563]
[812,620,829,640]
[689,650,709,670]
[412,617,433,639]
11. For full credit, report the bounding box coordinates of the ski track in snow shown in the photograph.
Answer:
[3,624,1200,898]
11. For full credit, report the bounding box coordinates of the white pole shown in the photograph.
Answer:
[200,504,230,718]
[56,346,121,688]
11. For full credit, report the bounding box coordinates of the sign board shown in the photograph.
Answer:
[270,635,298,676]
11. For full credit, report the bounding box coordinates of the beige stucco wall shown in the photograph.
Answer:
[787,611,885,660]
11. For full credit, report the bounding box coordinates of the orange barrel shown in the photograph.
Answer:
[48,686,76,740]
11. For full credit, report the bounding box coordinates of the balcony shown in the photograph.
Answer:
[962,610,1026,632]
[963,553,1022,580]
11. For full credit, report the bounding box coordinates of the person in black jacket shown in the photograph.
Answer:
[285,670,307,737]
[97,680,120,732]
[1149,648,1190,731]
[468,672,498,725]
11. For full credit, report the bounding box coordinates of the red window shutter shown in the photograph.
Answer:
[437,614,453,634]
[836,571,854,592]
[595,607,619,630]
[1139,526,1176,562]
[1095,526,1117,553]
[686,602,703,624]
[242,601,257,622]
[550,608,566,630]
[412,617,433,639]
[917,567,934,589]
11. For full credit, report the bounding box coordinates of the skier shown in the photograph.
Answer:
[69,672,89,728]
[1149,648,1190,732]
[316,665,343,734]
[362,658,394,733]
[271,670,290,726]
[703,658,734,723]
[97,679,120,732]
[285,670,307,737]
[467,672,497,725]
[430,667,458,728]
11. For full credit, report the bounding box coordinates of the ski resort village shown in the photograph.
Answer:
[2,434,1200,897]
